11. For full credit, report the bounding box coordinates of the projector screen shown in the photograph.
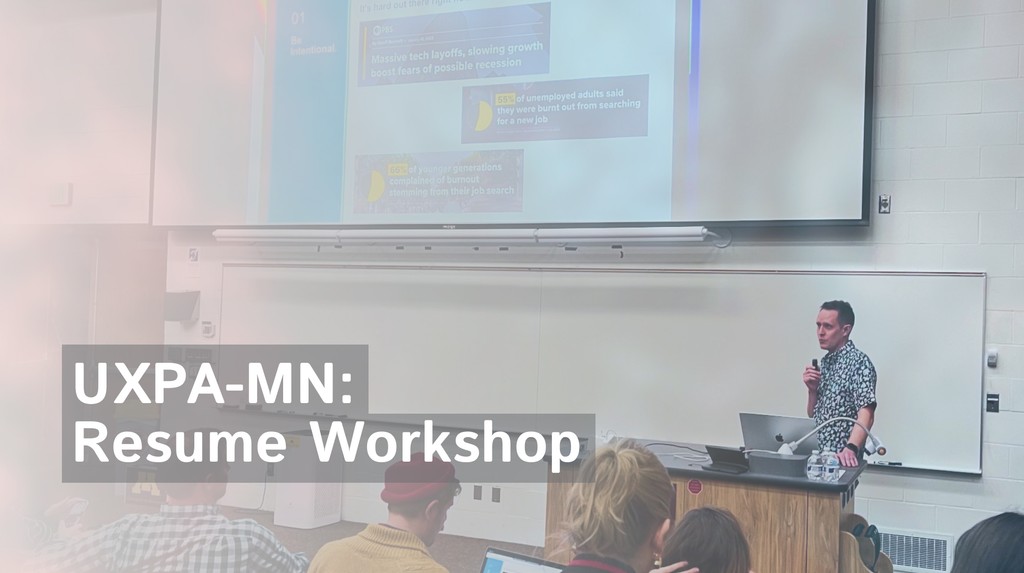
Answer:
[152,0,874,227]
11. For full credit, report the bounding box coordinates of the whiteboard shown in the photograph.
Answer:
[218,264,985,474]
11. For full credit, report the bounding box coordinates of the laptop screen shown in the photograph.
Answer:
[739,412,819,454]
[481,548,563,573]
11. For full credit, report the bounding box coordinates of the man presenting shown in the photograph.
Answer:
[803,300,877,467]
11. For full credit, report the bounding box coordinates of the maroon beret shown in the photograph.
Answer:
[380,452,458,504]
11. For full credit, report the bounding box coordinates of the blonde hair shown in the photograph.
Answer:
[562,439,673,560]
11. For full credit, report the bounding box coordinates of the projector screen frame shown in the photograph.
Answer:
[149,0,878,231]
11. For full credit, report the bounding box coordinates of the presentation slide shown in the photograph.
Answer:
[152,0,871,227]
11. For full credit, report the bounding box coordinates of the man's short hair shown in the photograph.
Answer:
[381,453,461,517]
[820,300,855,327]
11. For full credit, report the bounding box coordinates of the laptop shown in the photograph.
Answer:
[740,412,819,455]
[481,547,563,573]
[701,445,749,474]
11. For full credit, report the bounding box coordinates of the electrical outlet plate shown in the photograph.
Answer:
[878,194,891,214]
[49,182,73,207]
[986,394,1000,413]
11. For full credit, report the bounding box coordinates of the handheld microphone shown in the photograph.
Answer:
[812,359,819,370]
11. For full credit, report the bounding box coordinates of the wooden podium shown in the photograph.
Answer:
[545,442,864,573]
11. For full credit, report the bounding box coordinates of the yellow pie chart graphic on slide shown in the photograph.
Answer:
[367,170,385,202]
[475,100,493,131]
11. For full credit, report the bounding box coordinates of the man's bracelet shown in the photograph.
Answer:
[844,443,860,455]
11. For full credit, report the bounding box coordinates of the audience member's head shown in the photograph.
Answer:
[381,452,461,546]
[563,439,674,572]
[950,511,1024,573]
[664,506,752,573]
[156,430,230,505]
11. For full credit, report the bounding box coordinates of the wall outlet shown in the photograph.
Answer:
[986,394,999,413]
[878,194,891,214]
[49,182,73,207]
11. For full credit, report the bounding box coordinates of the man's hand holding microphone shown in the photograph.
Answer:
[803,358,820,393]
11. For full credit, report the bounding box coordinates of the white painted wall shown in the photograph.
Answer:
[0,0,158,224]
[846,0,1024,540]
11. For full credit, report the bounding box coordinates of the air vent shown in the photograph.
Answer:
[877,528,953,573]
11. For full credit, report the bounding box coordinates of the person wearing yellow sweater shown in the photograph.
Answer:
[310,452,461,573]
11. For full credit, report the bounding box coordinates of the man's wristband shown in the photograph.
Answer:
[844,443,860,455]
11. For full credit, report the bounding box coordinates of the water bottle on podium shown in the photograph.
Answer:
[823,451,841,482]
[806,450,823,481]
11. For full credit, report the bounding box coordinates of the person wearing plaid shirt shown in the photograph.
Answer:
[32,431,308,573]
[34,503,309,572]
